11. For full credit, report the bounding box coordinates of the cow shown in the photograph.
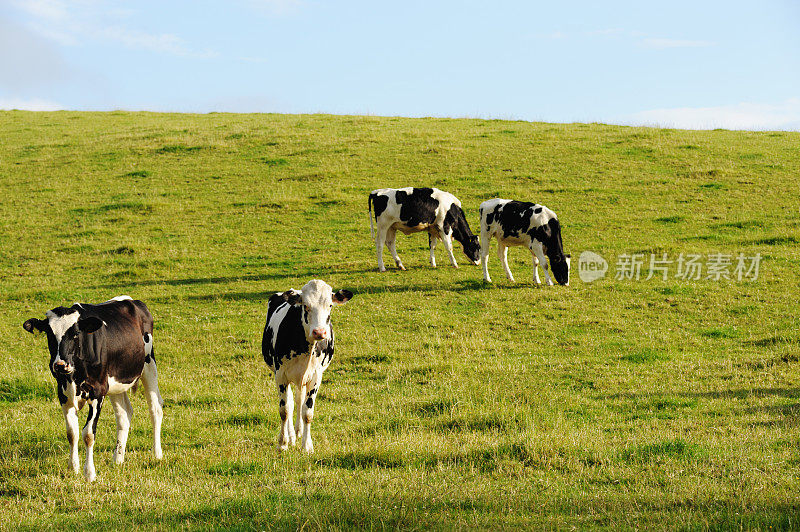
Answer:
[479,199,571,286]
[368,187,481,272]
[261,280,353,453]
[22,296,163,482]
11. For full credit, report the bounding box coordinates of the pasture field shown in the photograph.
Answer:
[1,110,799,530]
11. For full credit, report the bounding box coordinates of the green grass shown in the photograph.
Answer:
[1,111,800,530]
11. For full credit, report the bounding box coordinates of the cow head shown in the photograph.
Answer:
[23,307,104,377]
[539,216,570,286]
[289,280,352,343]
[550,254,571,286]
[462,234,481,265]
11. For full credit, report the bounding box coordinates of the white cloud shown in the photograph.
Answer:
[625,99,800,131]
[9,0,217,58]
[0,16,71,90]
[641,38,715,49]
[96,26,219,58]
[0,97,64,111]
[12,0,69,21]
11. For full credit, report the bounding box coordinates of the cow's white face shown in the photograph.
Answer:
[299,280,352,343]
[24,307,104,376]
[47,310,80,374]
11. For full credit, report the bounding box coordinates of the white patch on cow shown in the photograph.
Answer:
[268,303,293,350]
[107,376,137,395]
[143,333,153,357]
[108,295,133,302]
[301,279,334,341]
[46,310,80,343]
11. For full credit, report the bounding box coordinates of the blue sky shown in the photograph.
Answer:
[2,0,799,129]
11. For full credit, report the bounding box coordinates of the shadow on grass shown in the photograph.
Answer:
[601,387,800,401]
[171,279,532,302]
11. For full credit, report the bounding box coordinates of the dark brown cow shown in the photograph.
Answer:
[23,296,163,482]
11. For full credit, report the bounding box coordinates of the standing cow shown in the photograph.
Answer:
[479,199,571,285]
[22,296,163,482]
[368,187,480,272]
[262,280,353,453]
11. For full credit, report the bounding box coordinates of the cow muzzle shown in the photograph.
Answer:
[311,328,327,341]
[54,360,74,375]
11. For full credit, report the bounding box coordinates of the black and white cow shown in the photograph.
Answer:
[479,199,571,286]
[262,280,353,453]
[22,296,163,482]
[368,187,480,272]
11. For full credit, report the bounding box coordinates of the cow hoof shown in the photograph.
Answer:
[398,265,406,271]
[379,268,387,273]
[84,471,96,483]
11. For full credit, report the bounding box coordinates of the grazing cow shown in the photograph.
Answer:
[22,296,163,482]
[479,199,571,285]
[368,187,480,272]
[261,280,353,453]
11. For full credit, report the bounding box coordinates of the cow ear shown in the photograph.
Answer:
[23,318,46,335]
[78,316,104,334]
[332,289,353,305]
[285,292,302,306]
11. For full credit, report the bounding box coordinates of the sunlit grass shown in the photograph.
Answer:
[1,111,799,529]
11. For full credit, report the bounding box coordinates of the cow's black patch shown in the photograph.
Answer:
[90,397,103,434]
[369,192,389,221]
[534,207,542,214]
[305,397,314,409]
[443,203,480,262]
[279,399,285,407]
[263,300,311,373]
[395,188,438,227]
[278,384,286,394]
[56,378,68,404]
[496,201,535,239]
[320,329,335,366]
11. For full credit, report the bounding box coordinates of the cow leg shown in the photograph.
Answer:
[61,398,81,475]
[530,250,542,285]
[385,228,405,270]
[531,244,553,286]
[276,382,294,451]
[140,357,164,460]
[498,243,515,282]
[301,373,322,453]
[440,230,459,268]
[82,396,103,482]
[375,225,387,272]
[109,393,133,465]
[293,383,305,446]
[480,231,492,282]
[428,232,437,268]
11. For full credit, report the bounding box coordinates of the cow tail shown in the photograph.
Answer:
[368,194,375,239]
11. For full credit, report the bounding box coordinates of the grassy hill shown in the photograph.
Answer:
[1,111,799,529]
